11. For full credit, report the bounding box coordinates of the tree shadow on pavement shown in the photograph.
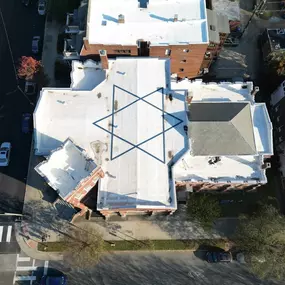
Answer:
[53,252,283,285]
[23,199,74,241]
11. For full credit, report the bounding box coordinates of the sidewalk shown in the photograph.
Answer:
[41,19,61,86]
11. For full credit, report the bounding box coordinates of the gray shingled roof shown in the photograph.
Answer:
[188,102,257,156]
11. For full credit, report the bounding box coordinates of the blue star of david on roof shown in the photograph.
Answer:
[93,85,183,164]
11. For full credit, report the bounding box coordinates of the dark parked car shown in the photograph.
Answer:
[22,0,32,6]
[32,36,41,54]
[206,251,233,263]
[22,113,32,134]
[41,275,67,285]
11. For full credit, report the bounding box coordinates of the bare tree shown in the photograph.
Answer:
[62,225,104,269]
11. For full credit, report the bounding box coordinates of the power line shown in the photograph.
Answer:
[0,4,34,106]
[0,5,18,83]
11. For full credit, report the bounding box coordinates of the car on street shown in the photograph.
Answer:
[0,142,11,167]
[22,113,32,134]
[32,36,41,54]
[206,251,233,263]
[41,275,67,285]
[24,81,37,95]
[38,0,46,15]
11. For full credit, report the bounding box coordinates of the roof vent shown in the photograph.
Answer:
[118,14,125,24]
[262,162,271,169]
[208,157,221,165]
[138,0,149,8]
[251,86,259,97]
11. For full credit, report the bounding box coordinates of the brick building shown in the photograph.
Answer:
[79,0,229,78]
[34,58,273,219]
[35,138,104,220]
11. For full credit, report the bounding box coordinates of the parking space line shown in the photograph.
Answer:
[44,260,49,275]
[16,266,37,271]
[6,225,12,242]
[0,226,3,242]
[14,276,36,282]
[17,256,30,262]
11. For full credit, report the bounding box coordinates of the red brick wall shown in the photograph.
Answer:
[65,167,104,207]
[149,44,208,78]
[80,39,208,78]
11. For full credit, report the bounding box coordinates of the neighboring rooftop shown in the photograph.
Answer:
[34,58,188,211]
[175,155,267,184]
[172,78,273,184]
[267,28,285,51]
[188,102,256,156]
[86,0,208,45]
[35,138,98,199]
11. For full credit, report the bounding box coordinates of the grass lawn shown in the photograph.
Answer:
[38,239,227,252]
[217,168,279,217]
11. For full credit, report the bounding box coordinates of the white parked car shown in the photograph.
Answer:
[38,0,46,16]
[0,142,11,166]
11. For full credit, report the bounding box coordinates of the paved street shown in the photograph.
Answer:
[51,252,283,285]
[0,0,45,214]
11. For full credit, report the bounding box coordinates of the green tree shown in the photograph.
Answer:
[234,204,285,280]
[62,225,104,269]
[186,193,221,230]
[48,0,81,23]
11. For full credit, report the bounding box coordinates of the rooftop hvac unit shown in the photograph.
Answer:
[203,68,209,74]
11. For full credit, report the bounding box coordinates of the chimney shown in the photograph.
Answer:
[138,0,149,8]
[118,14,125,24]
[99,50,109,70]
[251,86,259,97]
[174,14,178,22]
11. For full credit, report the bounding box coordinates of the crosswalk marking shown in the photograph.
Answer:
[0,225,13,243]
[14,276,36,282]
[14,253,50,284]
[44,260,49,275]
[17,256,30,262]
[0,226,3,242]
[6,225,12,242]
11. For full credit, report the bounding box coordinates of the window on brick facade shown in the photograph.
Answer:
[180,59,186,63]
[114,49,131,53]
[183,49,189,53]
[179,68,184,72]
[165,49,171,56]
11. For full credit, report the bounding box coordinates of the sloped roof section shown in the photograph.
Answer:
[188,102,257,156]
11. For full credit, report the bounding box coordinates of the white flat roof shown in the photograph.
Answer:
[35,138,98,199]
[87,0,208,45]
[174,155,267,184]
[34,58,188,210]
[172,79,255,102]
[71,60,106,90]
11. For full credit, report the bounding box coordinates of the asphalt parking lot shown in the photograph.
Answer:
[0,0,45,215]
